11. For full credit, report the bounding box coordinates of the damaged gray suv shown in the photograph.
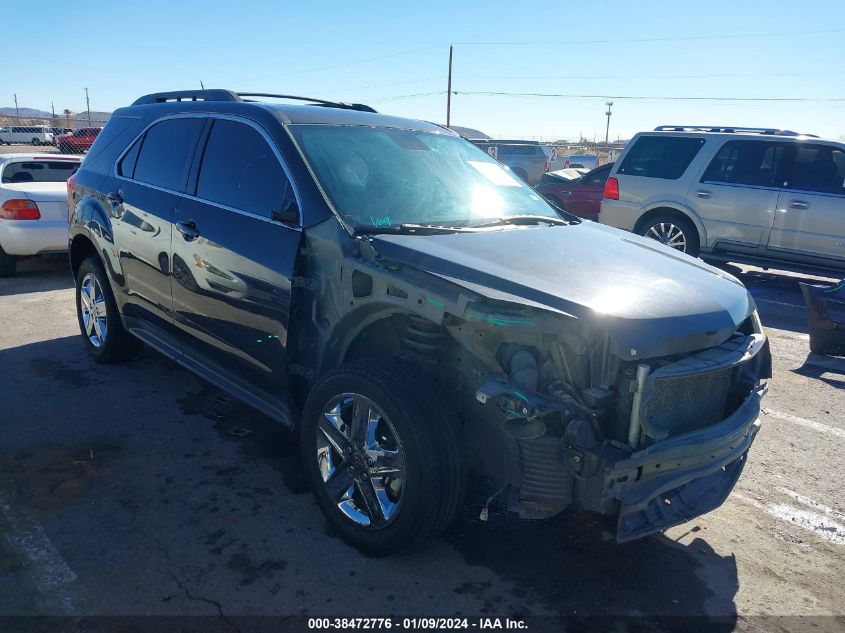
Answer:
[69,90,771,554]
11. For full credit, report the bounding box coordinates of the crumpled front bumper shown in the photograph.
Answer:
[606,383,766,542]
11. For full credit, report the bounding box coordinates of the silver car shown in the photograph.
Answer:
[599,126,845,274]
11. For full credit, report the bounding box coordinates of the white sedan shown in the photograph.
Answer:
[0,153,81,276]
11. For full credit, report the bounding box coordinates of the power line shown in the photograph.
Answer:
[321,76,445,95]
[369,91,446,103]
[239,44,445,84]
[455,91,845,103]
[451,28,844,46]
[477,71,845,81]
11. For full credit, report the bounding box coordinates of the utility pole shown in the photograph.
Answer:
[52,101,56,118]
[200,80,205,90]
[446,44,453,128]
[85,87,91,126]
[13,93,19,117]
[605,100,613,144]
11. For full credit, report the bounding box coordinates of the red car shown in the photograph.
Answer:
[56,127,102,154]
[535,162,613,221]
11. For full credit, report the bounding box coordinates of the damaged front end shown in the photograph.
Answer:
[464,300,771,542]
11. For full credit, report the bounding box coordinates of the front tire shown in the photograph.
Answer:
[75,257,143,362]
[637,214,700,256]
[300,359,465,555]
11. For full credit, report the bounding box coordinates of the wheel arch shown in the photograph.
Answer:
[633,204,707,248]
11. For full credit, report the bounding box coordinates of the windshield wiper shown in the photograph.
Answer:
[353,223,472,236]
[467,215,574,229]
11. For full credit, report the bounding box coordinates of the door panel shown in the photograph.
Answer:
[109,178,177,328]
[767,143,845,269]
[170,117,302,406]
[687,184,778,253]
[110,116,206,330]
[171,198,301,401]
[688,140,787,254]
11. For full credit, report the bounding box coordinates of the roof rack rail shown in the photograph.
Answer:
[132,90,241,105]
[236,93,377,113]
[654,125,816,137]
[131,89,377,113]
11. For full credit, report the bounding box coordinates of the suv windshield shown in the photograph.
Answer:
[289,125,558,229]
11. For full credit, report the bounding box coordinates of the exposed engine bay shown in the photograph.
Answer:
[291,219,773,541]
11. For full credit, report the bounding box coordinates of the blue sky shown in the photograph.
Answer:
[7,0,845,140]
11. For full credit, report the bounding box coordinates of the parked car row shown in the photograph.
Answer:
[61,89,772,556]
[0,125,102,153]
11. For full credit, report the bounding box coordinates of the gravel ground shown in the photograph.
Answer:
[0,255,842,632]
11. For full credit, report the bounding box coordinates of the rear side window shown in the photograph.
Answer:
[2,160,79,184]
[701,140,787,187]
[788,144,845,195]
[581,164,611,185]
[118,138,141,178]
[618,136,705,179]
[195,119,288,217]
[133,118,204,191]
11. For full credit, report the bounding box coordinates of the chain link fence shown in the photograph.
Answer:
[0,113,111,154]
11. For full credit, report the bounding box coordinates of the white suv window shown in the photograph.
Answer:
[618,136,705,180]
[787,144,845,195]
[701,140,787,188]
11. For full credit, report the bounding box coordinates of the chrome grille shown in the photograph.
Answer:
[646,367,732,438]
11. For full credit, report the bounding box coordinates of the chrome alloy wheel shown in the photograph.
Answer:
[645,222,687,252]
[79,272,108,348]
[316,393,406,528]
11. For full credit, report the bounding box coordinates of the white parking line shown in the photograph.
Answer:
[0,496,77,614]
[732,492,845,546]
[762,408,845,440]
[777,487,845,522]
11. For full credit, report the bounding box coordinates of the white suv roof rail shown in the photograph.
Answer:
[654,125,817,138]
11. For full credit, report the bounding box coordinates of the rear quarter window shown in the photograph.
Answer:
[619,135,705,180]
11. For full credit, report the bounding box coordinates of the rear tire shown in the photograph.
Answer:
[637,213,700,257]
[75,257,143,363]
[0,245,17,277]
[300,359,466,555]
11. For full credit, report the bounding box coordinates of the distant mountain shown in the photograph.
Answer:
[0,107,52,118]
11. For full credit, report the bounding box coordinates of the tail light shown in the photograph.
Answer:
[1,199,41,220]
[604,176,619,200]
[544,160,550,172]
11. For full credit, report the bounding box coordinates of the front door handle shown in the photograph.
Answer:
[694,190,712,199]
[788,200,810,210]
[176,220,200,241]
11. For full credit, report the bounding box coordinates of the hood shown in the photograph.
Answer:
[369,222,754,359]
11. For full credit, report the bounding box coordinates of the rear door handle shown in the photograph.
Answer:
[788,200,810,210]
[176,220,200,241]
[694,190,712,199]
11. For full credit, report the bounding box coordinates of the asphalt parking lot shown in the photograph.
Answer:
[0,256,843,632]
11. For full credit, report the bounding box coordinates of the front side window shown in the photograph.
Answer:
[132,118,204,191]
[788,144,845,195]
[289,125,556,228]
[701,140,786,187]
[2,160,79,184]
[196,119,288,217]
[618,135,705,179]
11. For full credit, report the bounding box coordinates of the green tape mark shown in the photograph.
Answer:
[465,312,535,328]
[428,298,446,309]
[328,337,339,350]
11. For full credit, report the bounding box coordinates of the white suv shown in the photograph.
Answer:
[599,126,845,275]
